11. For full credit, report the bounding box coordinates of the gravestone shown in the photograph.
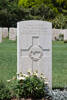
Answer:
[0,28,2,43]
[17,20,52,88]
[52,29,60,40]
[64,29,67,42]
[9,28,17,40]
[2,28,8,38]
[59,29,65,35]
[52,29,65,41]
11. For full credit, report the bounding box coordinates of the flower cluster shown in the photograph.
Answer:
[7,70,48,85]
[7,70,49,99]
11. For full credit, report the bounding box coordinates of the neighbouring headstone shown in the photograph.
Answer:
[52,29,65,41]
[0,28,2,43]
[52,29,60,40]
[9,28,17,40]
[2,28,8,38]
[64,29,67,43]
[59,29,65,35]
[17,20,52,88]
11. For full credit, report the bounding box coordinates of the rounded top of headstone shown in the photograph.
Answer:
[18,20,51,23]
[0,27,2,29]
[17,20,52,29]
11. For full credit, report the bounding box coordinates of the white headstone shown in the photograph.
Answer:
[64,29,67,42]
[17,20,52,88]
[59,29,64,35]
[52,29,60,40]
[9,28,17,40]
[0,28,2,43]
[52,29,65,41]
[2,28,8,38]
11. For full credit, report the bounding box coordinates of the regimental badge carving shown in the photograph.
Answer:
[29,46,43,61]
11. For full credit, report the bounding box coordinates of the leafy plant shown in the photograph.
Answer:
[9,71,50,99]
[0,81,11,100]
[52,14,66,28]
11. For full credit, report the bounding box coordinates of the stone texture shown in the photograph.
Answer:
[9,28,17,40]
[2,28,8,38]
[64,29,67,42]
[17,20,52,88]
[0,28,2,43]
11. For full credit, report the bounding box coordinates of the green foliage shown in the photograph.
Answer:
[0,81,11,100]
[52,0,67,9]
[0,3,29,27]
[0,0,66,27]
[0,0,9,9]
[18,0,45,8]
[56,0,67,8]
[52,14,66,28]
[29,4,58,20]
[12,73,49,99]
[56,0,64,5]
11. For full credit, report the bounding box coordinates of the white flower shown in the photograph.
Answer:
[23,74,29,77]
[45,81,48,85]
[36,87,38,90]
[27,70,31,75]
[33,72,38,76]
[19,72,23,77]
[7,80,11,82]
[41,73,44,75]
[16,73,19,77]
[40,73,44,77]
[40,73,47,80]
[43,76,47,80]
[18,77,25,80]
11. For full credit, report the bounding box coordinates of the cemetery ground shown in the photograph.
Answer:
[0,38,67,89]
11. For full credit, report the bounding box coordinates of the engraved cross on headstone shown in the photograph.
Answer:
[20,36,50,72]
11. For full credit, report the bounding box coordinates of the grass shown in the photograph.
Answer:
[0,38,67,88]
[52,41,67,88]
[0,38,17,81]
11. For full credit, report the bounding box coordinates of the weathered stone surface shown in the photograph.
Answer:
[0,28,2,43]
[9,28,17,40]
[17,20,52,88]
[64,29,67,42]
[2,28,8,38]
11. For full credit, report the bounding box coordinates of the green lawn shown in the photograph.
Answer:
[53,41,67,88]
[0,39,67,88]
[0,39,17,81]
